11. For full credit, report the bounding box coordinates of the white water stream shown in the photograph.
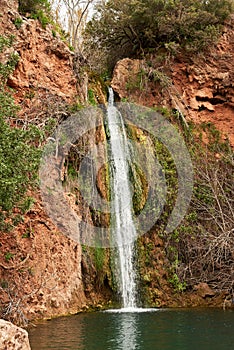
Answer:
[107,88,137,309]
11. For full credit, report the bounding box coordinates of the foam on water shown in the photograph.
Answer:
[104,307,160,313]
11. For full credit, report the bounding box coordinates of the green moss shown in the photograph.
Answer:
[14,17,23,29]
[5,252,14,262]
[93,247,106,272]
[129,162,148,215]
[88,88,96,105]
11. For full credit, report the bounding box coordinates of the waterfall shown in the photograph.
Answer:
[107,87,137,309]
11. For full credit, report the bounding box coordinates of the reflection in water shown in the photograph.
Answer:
[29,309,234,350]
[29,315,85,350]
[116,313,138,350]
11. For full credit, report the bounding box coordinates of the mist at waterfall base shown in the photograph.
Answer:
[29,309,234,350]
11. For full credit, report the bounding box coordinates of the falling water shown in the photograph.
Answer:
[107,87,137,309]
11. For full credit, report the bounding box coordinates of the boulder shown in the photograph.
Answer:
[0,319,31,350]
[194,282,215,298]
[111,58,142,98]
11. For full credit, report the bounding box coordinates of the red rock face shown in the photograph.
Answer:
[0,6,78,140]
[112,16,234,146]
[0,2,107,323]
[8,20,77,102]
[0,0,77,103]
[0,0,81,130]
[111,58,142,98]
[1,1,233,319]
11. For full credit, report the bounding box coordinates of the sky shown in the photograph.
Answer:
[51,0,97,31]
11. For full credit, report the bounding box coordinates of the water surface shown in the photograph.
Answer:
[29,308,234,350]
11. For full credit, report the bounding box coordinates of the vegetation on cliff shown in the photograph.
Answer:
[93,1,233,304]
[0,0,234,327]
[0,35,41,231]
[85,0,233,70]
[18,0,51,14]
[136,117,234,306]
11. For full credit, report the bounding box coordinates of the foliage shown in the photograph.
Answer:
[52,0,94,52]
[18,0,51,15]
[18,0,51,28]
[168,273,187,292]
[85,0,233,69]
[93,247,106,272]
[162,123,234,296]
[0,36,41,229]
[0,119,41,212]
[0,35,14,52]
[30,9,50,28]
[133,107,233,299]
[87,88,96,105]
[0,54,19,84]
[5,252,14,262]
[14,17,23,29]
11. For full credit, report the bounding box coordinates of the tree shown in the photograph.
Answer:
[52,0,95,51]
[85,0,234,69]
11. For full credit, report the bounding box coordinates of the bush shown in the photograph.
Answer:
[163,122,234,295]
[0,117,41,212]
[14,17,23,29]
[30,9,50,28]
[18,0,50,15]
[0,36,41,228]
[18,0,51,28]
[85,0,234,69]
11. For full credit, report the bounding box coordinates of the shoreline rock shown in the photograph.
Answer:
[0,319,31,350]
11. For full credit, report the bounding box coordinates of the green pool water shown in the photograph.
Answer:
[28,308,234,350]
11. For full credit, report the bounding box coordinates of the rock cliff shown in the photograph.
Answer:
[0,0,110,326]
[112,15,234,146]
[0,0,233,328]
[111,15,234,308]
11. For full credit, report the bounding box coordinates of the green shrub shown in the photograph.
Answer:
[0,108,41,212]
[0,36,41,228]
[0,53,19,83]
[14,17,23,29]
[0,35,14,53]
[18,0,51,28]
[31,9,50,29]
[5,252,14,262]
[18,0,50,15]
[85,0,233,68]
[168,273,187,292]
